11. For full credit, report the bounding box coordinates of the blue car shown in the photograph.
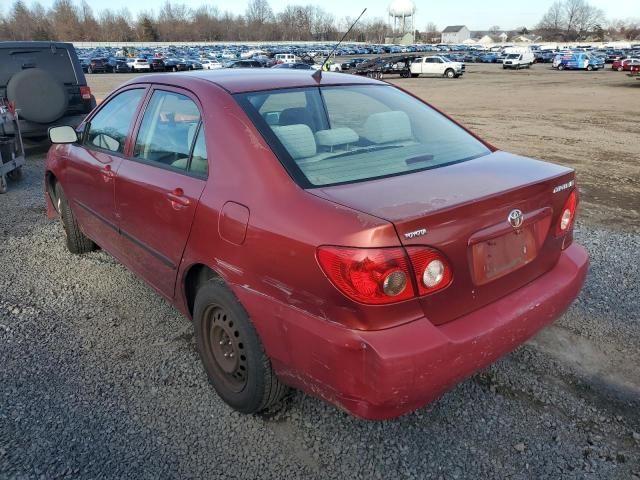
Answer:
[553,52,601,71]
[478,53,498,63]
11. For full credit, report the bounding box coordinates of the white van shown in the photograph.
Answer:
[502,52,534,69]
[275,54,296,64]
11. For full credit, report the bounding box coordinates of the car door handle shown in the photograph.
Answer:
[102,164,116,180]
[167,188,190,207]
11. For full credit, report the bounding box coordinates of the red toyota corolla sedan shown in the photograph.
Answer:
[45,70,588,420]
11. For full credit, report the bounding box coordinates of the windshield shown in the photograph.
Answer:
[236,85,491,187]
[506,54,520,59]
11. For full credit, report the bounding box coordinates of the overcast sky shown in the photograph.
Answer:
[4,0,639,30]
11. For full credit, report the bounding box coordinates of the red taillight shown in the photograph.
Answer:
[556,189,578,236]
[79,86,92,101]
[405,247,453,296]
[317,245,453,304]
[317,246,414,305]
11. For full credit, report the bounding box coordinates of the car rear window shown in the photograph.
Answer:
[237,85,491,187]
[0,46,77,86]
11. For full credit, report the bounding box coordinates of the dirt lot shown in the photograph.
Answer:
[1,64,639,479]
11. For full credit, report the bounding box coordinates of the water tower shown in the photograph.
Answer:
[388,0,416,42]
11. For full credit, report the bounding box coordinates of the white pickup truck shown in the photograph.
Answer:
[409,56,464,78]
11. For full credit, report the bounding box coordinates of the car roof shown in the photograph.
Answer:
[126,69,381,94]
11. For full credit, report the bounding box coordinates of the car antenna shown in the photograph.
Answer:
[312,8,367,82]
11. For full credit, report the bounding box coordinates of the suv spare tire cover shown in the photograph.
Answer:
[7,68,68,124]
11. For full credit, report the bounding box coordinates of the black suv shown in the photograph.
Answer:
[0,41,96,138]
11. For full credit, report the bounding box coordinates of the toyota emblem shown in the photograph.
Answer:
[508,209,524,229]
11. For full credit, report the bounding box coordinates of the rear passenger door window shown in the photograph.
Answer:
[189,125,208,177]
[86,88,145,154]
[134,90,201,172]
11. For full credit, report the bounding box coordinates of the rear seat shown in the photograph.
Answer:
[271,124,361,164]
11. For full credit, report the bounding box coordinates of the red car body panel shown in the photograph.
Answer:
[45,71,588,419]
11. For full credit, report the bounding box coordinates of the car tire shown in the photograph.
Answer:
[7,68,68,124]
[87,67,93,74]
[587,65,593,71]
[172,66,178,72]
[55,183,95,254]
[617,66,623,71]
[558,65,565,71]
[445,69,455,78]
[0,174,7,194]
[193,278,289,414]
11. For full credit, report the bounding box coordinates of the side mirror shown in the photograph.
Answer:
[48,126,78,144]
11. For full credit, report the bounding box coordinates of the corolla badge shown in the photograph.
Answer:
[508,209,524,229]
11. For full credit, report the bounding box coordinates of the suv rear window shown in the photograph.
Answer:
[237,85,491,187]
[0,46,77,86]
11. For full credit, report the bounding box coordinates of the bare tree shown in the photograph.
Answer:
[246,0,273,25]
[489,25,501,35]
[78,0,99,41]
[424,22,439,43]
[50,0,82,41]
[537,0,604,40]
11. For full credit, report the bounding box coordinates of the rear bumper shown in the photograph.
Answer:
[236,243,588,420]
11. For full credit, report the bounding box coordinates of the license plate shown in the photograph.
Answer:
[471,228,537,285]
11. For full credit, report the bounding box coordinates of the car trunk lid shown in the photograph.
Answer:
[310,151,576,325]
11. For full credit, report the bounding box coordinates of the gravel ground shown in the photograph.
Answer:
[0,156,639,479]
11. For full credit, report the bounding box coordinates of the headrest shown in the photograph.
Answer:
[271,124,317,159]
[315,128,359,147]
[363,111,413,144]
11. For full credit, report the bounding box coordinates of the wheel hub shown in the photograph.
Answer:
[211,325,238,373]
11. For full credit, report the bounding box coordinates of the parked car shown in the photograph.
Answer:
[0,41,96,138]
[149,58,166,72]
[410,56,464,78]
[165,59,189,72]
[224,60,263,68]
[87,57,108,74]
[274,53,296,64]
[114,60,131,73]
[612,58,640,71]
[340,58,367,70]
[79,57,90,73]
[477,53,498,63]
[44,70,588,420]
[184,59,203,70]
[201,59,223,70]
[605,51,626,63]
[127,58,151,72]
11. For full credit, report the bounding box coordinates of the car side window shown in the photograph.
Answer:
[134,90,201,171]
[86,89,145,154]
[189,125,208,177]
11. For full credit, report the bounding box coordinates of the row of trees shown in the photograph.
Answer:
[0,0,637,43]
[536,0,639,41]
[0,0,392,42]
